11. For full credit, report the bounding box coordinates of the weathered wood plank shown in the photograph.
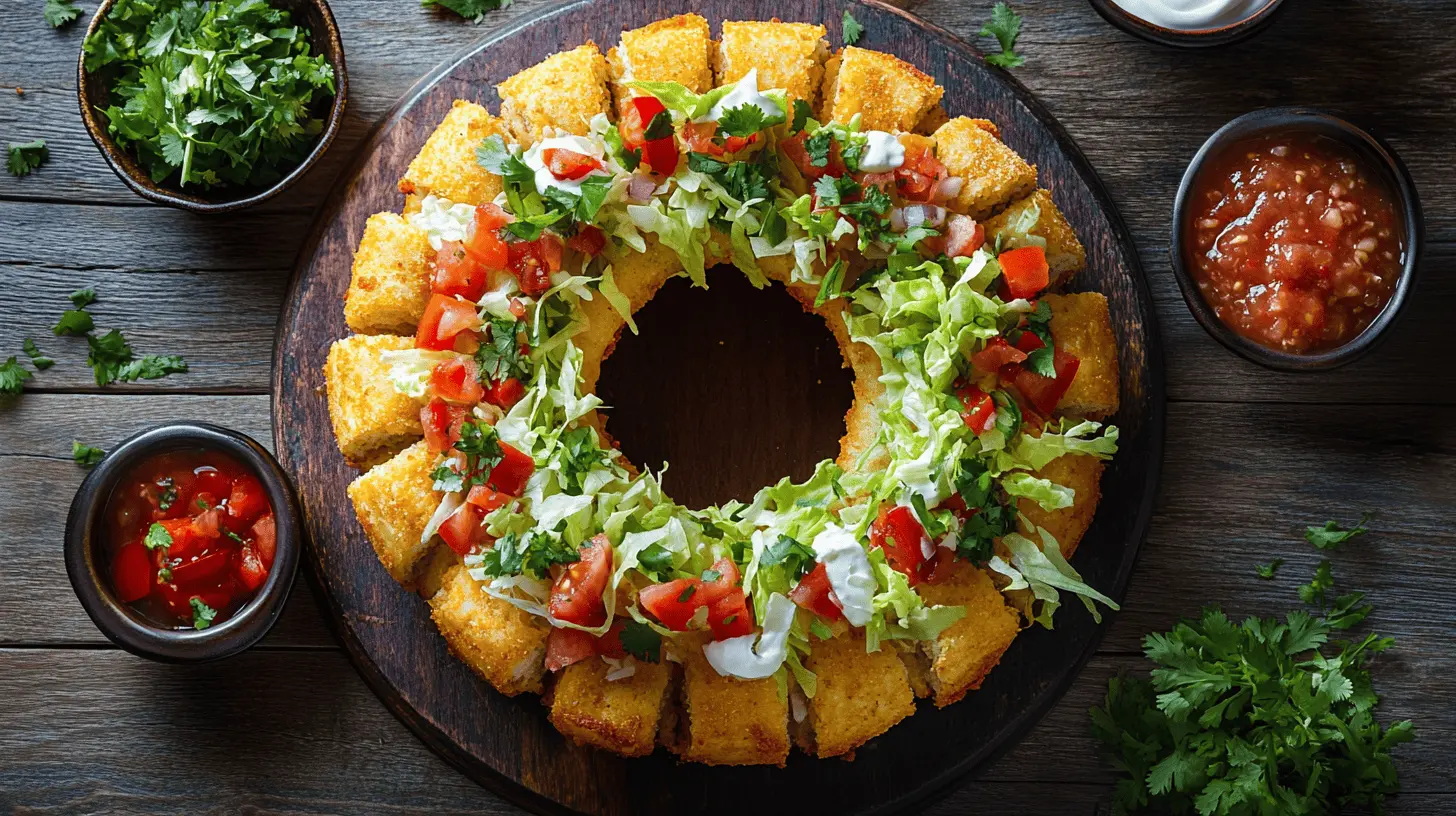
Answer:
[0,394,335,648]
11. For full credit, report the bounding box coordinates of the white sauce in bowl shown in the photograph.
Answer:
[1110,0,1270,30]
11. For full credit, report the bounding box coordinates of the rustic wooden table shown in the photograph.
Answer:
[2,1,1452,813]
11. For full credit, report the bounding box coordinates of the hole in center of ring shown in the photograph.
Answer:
[596,267,856,509]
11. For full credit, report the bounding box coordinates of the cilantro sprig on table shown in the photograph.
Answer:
[979,2,1026,69]
[1092,519,1414,815]
[421,0,511,23]
[7,140,49,177]
[72,441,106,468]
[841,10,864,46]
[44,0,83,28]
[83,0,335,189]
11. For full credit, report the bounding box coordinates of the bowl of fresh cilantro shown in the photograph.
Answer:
[77,0,347,213]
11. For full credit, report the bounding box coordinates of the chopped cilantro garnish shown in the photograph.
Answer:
[157,567,173,583]
[635,543,675,581]
[44,0,81,28]
[619,619,662,663]
[700,568,722,583]
[803,130,835,168]
[1255,558,1283,579]
[69,288,97,309]
[421,0,512,23]
[480,529,578,579]
[760,534,815,582]
[7,140,48,177]
[952,458,1014,563]
[557,427,610,496]
[86,328,188,386]
[52,309,94,337]
[841,10,864,45]
[22,339,54,370]
[430,463,465,493]
[189,596,217,630]
[157,477,178,511]
[475,318,529,383]
[1021,299,1057,378]
[642,110,675,141]
[979,2,1025,69]
[789,99,812,134]
[0,357,33,395]
[475,135,533,184]
[716,104,766,138]
[677,583,697,603]
[1305,513,1372,550]
[72,441,105,468]
[454,420,505,487]
[144,522,172,551]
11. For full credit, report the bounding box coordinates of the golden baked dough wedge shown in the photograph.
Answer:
[1043,292,1120,418]
[932,116,1037,220]
[497,44,611,143]
[548,657,673,756]
[607,14,713,105]
[715,20,830,107]
[347,440,440,584]
[985,189,1087,287]
[325,334,426,467]
[430,564,549,696]
[1017,452,1104,558]
[672,634,791,766]
[398,100,508,211]
[914,560,1022,707]
[344,213,433,336]
[801,631,916,758]
[820,46,943,132]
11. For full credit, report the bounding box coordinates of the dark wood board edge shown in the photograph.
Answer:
[271,0,1166,813]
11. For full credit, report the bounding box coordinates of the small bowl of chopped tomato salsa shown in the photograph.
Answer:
[65,423,300,662]
[1172,108,1422,370]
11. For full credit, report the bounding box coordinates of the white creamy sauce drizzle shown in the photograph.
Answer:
[703,592,796,679]
[859,131,906,173]
[699,68,783,124]
[522,134,609,197]
[408,193,475,250]
[1110,0,1268,29]
[811,524,877,626]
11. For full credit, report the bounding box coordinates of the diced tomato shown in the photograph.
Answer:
[432,241,489,301]
[859,171,897,193]
[429,356,486,405]
[465,484,512,514]
[999,245,1050,300]
[957,385,997,435]
[923,546,957,585]
[486,441,534,496]
[474,201,512,231]
[788,562,844,621]
[545,626,598,672]
[543,147,605,181]
[157,580,235,620]
[971,337,1027,374]
[507,240,553,297]
[680,121,723,157]
[781,131,844,179]
[252,514,276,569]
[870,504,929,585]
[1013,330,1045,354]
[549,536,611,627]
[508,297,528,319]
[596,619,629,659]
[566,225,607,256]
[945,215,985,258]
[187,466,231,510]
[225,475,268,527]
[158,517,207,558]
[638,578,702,631]
[189,506,223,538]
[618,95,667,150]
[722,133,758,154]
[421,398,467,453]
[642,136,679,176]
[416,294,483,351]
[110,541,153,603]
[235,545,268,592]
[485,377,525,410]
[696,557,740,606]
[1012,348,1081,415]
[707,587,753,640]
[168,547,233,589]
[895,148,950,203]
[438,502,485,556]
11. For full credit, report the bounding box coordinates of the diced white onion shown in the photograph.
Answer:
[935,176,964,202]
[627,173,657,204]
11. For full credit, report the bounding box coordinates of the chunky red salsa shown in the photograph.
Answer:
[103,449,275,630]
[1185,131,1404,354]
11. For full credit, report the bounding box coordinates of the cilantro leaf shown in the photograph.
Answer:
[760,534,815,582]
[72,441,105,468]
[69,287,97,309]
[84,328,188,386]
[1255,558,1283,579]
[1305,513,1372,550]
[52,309,95,336]
[716,104,766,138]
[803,130,835,168]
[0,357,33,395]
[421,0,511,23]
[953,458,1014,563]
[619,619,662,663]
[642,110,674,141]
[430,463,464,493]
[144,522,172,551]
[475,135,533,184]
[841,10,864,45]
[480,530,577,580]
[790,99,812,134]
[635,543,674,582]
[475,318,530,383]
[453,420,505,487]
[44,0,81,28]
[557,427,610,496]
[190,596,217,630]
[22,339,54,371]
[979,2,1025,69]
[7,140,49,176]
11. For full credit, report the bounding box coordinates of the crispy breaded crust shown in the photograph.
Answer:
[1017,453,1104,558]
[577,237,684,399]
[1043,292,1120,418]
[399,100,508,207]
[932,116,1037,220]
[344,213,433,336]
[916,561,1021,707]
[820,46,944,132]
[914,103,951,136]
[498,44,610,143]
[324,334,426,467]
[985,189,1087,286]
[716,20,829,107]
[430,564,548,695]
[608,14,713,106]
[674,634,790,766]
[802,631,916,758]
[549,657,672,756]
[347,440,440,584]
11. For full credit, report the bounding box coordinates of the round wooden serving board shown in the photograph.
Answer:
[273,1,1165,813]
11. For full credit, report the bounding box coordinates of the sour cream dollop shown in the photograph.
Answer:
[522,134,609,197]
[811,524,877,626]
[859,131,906,173]
[1110,0,1269,29]
[700,68,783,124]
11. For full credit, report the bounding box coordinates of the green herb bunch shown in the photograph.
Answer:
[1091,521,1414,816]
[83,0,336,189]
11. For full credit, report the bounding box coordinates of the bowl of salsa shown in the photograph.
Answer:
[1172,108,1422,370]
[65,423,300,662]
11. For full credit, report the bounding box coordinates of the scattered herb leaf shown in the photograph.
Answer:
[979,2,1025,69]
[841,10,864,45]
[0,357,33,395]
[44,0,82,28]
[421,0,511,23]
[72,441,105,468]
[7,140,49,176]
[22,339,54,370]
[1306,513,1372,550]
[619,618,662,663]
[1255,558,1283,579]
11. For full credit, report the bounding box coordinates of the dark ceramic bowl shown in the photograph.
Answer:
[77,0,347,213]
[1171,107,1423,371]
[1088,0,1287,48]
[65,423,301,662]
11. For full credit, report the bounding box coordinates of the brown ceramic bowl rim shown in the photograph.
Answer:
[76,0,347,214]
[1087,0,1287,48]
[64,423,301,662]
[1170,106,1424,372]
